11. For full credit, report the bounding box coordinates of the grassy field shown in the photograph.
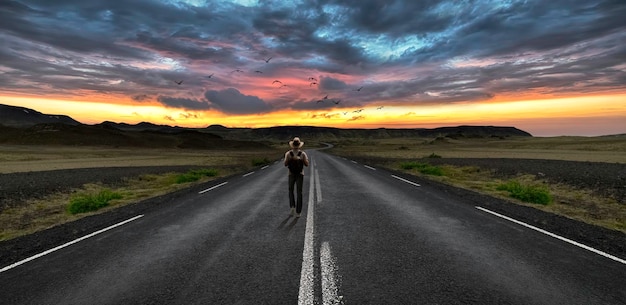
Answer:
[1,135,625,240]
[0,144,285,240]
[327,135,626,233]
[327,135,626,163]
[0,144,286,173]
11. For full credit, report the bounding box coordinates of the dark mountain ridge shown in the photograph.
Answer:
[0,104,80,127]
[243,125,532,140]
[0,104,533,146]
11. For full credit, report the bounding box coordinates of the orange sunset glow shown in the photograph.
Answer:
[1,1,625,136]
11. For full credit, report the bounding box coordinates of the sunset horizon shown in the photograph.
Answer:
[1,1,625,137]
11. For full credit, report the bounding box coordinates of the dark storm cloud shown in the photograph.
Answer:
[324,0,451,36]
[204,88,273,114]
[319,77,348,91]
[251,6,368,66]
[157,96,211,110]
[0,0,624,112]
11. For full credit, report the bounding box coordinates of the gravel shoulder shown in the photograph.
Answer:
[1,159,625,267]
[0,166,207,212]
[423,158,626,204]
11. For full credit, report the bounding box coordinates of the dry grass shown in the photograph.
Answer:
[0,145,278,173]
[329,136,626,233]
[0,145,284,240]
[330,136,626,163]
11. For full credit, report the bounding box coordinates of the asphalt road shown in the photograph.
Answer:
[1,150,625,304]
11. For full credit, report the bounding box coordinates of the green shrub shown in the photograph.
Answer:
[400,161,422,170]
[420,166,444,176]
[251,157,271,166]
[399,161,444,176]
[175,168,219,184]
[67,189,122,214]
[496,180,552,205]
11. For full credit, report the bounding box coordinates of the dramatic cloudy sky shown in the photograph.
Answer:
[1,0,625,136]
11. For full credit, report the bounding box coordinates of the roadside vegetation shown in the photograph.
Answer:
[1,136,625,240]
[496,180,552,205]
[67,188,123,214]
[174,168,219,184]
[329,136,626,233]
[0,147,283,241]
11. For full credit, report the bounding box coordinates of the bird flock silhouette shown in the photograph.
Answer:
[170,55,386,119]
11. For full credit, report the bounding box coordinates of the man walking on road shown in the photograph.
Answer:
[284,137,309,217]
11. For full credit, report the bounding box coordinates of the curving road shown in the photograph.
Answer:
[1,150,625,304]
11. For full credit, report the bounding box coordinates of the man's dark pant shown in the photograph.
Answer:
[288,173,304,213]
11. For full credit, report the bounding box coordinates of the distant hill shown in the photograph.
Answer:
[99,121,187,133]
[0,104,81,127]
[221,125,533,141]
[0,104,533,147]
[0,122,272,150]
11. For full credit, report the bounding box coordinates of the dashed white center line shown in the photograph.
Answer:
[391,174,421,187]
[198,181,228,194]
[243,171,255,177]
[364,165,376,170]
[350,160,358,164]
[261,165,269,170]
[476,206,626,265]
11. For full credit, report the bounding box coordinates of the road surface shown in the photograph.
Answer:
[1,150,625,304]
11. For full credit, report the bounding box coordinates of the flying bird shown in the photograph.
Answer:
[264,57,273,63]
[254,70,263,73]
[205,73,214,78]
[316,99,324,103]
[353,86,363,91]
[310,82,317,86]
[279,84,288,88]
[308,77,317,81]
[377,106,384,110]
[323,95,328,99]
[333,100,341,104]
[174,80,183,85]
[231,69,244,73]
[272,80,282,84]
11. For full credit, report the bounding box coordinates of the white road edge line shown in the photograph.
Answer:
[298,160,316,305]
[243,171,255,177]
[350,160,358,164]
[0,214,145,273]
[391,175,421,187]
[261,165,269,170]
[198,181,228,194]
[364,165,376,170]
[476,206,626,265]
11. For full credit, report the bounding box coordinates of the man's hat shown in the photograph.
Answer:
[289,137,304,148]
